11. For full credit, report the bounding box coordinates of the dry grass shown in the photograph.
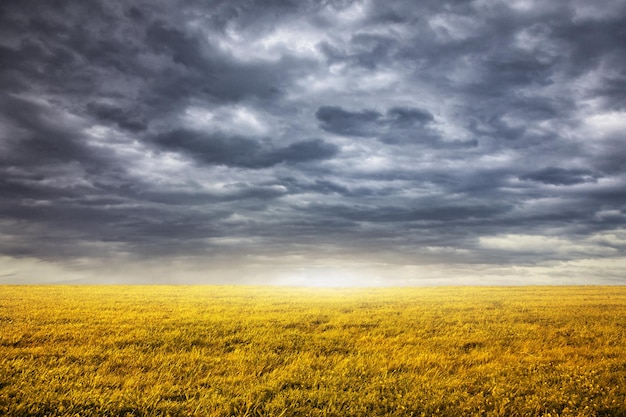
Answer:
[1,285,625,416]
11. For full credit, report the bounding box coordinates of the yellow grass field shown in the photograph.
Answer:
[1,286,625,416]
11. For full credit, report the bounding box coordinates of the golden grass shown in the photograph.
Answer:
[1,285,625,416]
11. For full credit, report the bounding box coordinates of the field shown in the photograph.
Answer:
[1,286,626,416]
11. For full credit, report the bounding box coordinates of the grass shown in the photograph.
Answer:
[1,285,625,416]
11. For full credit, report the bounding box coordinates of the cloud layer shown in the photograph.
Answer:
[1,0,625,284]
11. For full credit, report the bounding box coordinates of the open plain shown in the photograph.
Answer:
[1,286,625,416]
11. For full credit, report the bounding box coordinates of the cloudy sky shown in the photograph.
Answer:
[1,0,625,285]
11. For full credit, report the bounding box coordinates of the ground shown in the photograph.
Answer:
[1,285,625,416]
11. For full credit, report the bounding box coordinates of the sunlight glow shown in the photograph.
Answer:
[278,269,374,288]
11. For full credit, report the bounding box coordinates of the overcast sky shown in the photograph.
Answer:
[1,0,625,285]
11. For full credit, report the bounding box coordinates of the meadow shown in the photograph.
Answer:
[1,285,625,416]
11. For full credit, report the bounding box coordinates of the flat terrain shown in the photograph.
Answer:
[1,286,625,416]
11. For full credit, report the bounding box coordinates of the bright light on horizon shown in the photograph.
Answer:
[274,268,383,288]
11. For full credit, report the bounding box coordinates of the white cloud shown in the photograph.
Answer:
[181,105,270,136]
[583,111,626,138]
[572,0,625,21]
[429,13,483,42]
[479,234,618,257]
[218,21,328,61]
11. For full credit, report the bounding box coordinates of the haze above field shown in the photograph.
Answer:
[1,0,625,285]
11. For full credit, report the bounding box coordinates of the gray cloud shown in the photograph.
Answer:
[1,0,625,284]
[316,105,435,137]
[153,130,337,168]
[315,104,476,148]
[387,107,434,126]
[316,106,382,137]
[86,102,147,132]
[519,167,600,186]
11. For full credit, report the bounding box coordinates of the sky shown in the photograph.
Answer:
[1,0,625,285]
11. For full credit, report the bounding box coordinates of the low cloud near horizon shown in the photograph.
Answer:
[1,0,625,285]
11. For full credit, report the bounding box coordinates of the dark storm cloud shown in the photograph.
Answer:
[154,130,337,168]
[273,139,339,164]
[316,105,435,137]
[594,72,626,111]
[315,104,476,148]
[86,102,147,132]
[592,136,626,175]
[316,106,382,137]
[142,19,310,104]
[386,107,434,126]
[0,94,104,170]
[303,201,511,224]
[1,0,625,283]
[519,167,600,186]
